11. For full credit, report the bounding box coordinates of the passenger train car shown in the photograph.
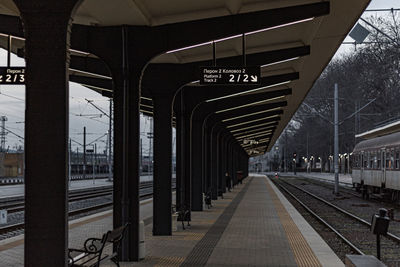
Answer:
[352,131,400,200]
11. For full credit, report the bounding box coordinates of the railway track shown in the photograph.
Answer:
[0,187,114,213]
[0,180,164,213]
[0,180,175,237]
[272,177,400,265]
[295,176,363,199]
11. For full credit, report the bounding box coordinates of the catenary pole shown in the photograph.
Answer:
[334,83,339,195]
[83,126,86,180]
[108,99,112,181]
[69,138,71,185]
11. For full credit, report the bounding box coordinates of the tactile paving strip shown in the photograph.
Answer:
[155,256,185,266]
[265,179,322,267]
[180,178,252,266]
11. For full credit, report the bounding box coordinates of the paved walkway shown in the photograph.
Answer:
[0,175,343,266]
[112,175,341,266]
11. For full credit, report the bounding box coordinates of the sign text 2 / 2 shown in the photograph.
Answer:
[200,66,260,85]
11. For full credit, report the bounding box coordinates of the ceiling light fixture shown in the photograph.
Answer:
[227,115,279,128]
[166,17,315,54]
[206,82,290,103]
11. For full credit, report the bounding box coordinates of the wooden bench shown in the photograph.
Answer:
[68,223,129,267]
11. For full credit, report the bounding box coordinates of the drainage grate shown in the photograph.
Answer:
[180,178,252,266]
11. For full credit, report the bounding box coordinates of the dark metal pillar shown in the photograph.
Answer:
[176,105,182,210]
[222,134,230,191]
[111,27,141,261]
[233,149,238,185]
[175,91,191,215]
[231,146,237,185]
[203,125,212,196]
[152,95,172,235]
[228,142,234,183]
[191,118,203,211]
[215,128,223,196]
[182,100,192,216]
[210,125,218,199]
[17,1,79,266]
[245,155,249,177]
[219,134,227,194]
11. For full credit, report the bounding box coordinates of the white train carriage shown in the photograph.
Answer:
[352,131,400,200]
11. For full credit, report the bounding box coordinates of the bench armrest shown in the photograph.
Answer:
[68,248,87,254]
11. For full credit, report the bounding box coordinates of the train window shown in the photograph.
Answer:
[356,154,360,168]
[389,151,394,169]
[396,151,400,169]
[392,154,395,169]
[364,153,367,168]
[354,154,358,168]
[376,151,380,169]
[386,152,391,169]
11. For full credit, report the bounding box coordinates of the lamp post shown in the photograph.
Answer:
[334,83,339,195]
[86,145,95,185]
[319,156,322,173]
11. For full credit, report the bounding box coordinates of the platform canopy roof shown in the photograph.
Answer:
[0,0,371,156]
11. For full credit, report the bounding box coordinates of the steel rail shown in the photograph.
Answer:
[280,178,400,243]
[0,192,155,236]
[274,179,364,255]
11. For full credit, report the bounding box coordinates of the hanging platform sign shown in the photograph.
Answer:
[199,66,260,85]
[0,67,25,85]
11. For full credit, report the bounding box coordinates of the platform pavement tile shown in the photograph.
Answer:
[101,184,247,267]
[0,247,24,267]
[206,247,298,267]
[68,215,112,248]
[206,176,297,266]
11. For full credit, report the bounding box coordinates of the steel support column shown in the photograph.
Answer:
[175,92,191,214]
[219,133,227,194]
[191,118,203,211]
[15,1,79,266]
[176,104,182,210]
[181,93,192,217]
[112,29,141,261]
[152,95,172,235]
[203,125,212,196]
[210,125,218,199]
[215,127,223,196]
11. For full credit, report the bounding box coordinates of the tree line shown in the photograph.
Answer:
[261,12,400,171]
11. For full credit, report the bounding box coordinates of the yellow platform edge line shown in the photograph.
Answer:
[264,178,322,267]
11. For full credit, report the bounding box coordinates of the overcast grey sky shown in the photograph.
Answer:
[0,50,156,153]
[0,0,398,151]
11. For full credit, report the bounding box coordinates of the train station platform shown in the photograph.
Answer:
[0,174,343,266]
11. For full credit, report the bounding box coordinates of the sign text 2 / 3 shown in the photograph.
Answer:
[200,66,260,85]
[0,67,25,85]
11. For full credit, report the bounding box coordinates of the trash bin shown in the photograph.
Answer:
[172,212,178,232]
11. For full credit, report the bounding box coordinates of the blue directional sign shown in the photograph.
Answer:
[0,67,25,85]
[200,66,260,85]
